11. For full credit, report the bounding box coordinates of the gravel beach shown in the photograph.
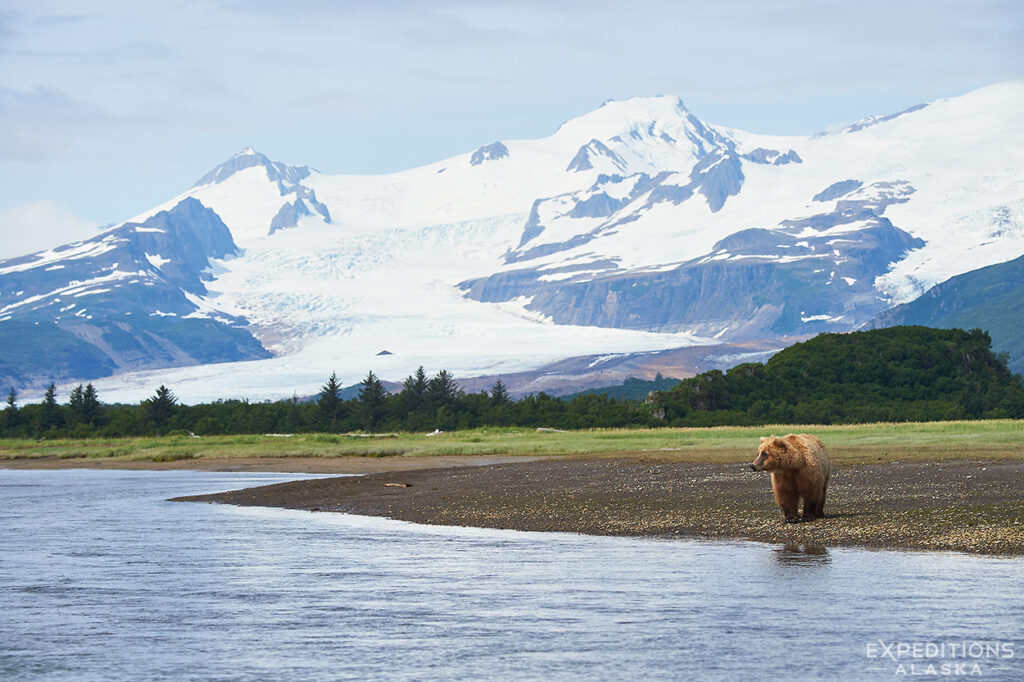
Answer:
[176,456,1024,556]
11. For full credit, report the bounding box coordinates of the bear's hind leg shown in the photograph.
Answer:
[771,472,800,523]
[797,471,826,522]
[801,495,820,522]
[807,479,829,519]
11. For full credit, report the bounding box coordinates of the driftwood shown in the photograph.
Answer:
[384,482,410,488]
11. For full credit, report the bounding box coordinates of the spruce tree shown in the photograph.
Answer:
[2,387,17,432]
[67,384,84,424]
[318,372,342,424]
[143,385,178,430]
[358,371,387,430]
[82,384,100,426]
[403,366,428,400]
[426,369,460,408]
[39,383,62,432]
[490,378,510,406]
[400,366,428,414]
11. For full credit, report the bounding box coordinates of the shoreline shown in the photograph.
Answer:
[0,454,545,474]
[172,456,1024,557]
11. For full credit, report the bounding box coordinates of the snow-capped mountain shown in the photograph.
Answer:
[2,82,1021,401]
[0,199,269,388]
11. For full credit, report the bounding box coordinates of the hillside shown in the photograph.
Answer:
[870,254,1024,375]
[651,327,1024,425]
[560,374,684,401]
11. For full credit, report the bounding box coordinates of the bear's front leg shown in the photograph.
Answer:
[771,472,800,523]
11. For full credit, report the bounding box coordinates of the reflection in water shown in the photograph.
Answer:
[773,542,831,567]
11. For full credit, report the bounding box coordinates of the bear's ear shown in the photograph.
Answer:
[771,437,787,451]
[759,436,768,444]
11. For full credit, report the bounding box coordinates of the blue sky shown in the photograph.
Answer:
[0,0,1021,256]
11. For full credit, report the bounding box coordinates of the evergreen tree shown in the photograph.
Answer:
[358,371,387,430]
[67,384,85,424]
[285,392,301,431]
[39,383,62,433]
[81,384,100,426]
[143,385,178,430]
[397,366,429,429]
[318,372,342,423]
[397,366,427,416]
[2,387,17,432]
[402,367,428,401]
[426,369,461,409]
[490,378,510,406]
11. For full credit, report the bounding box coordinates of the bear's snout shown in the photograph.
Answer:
[749,463,757,471]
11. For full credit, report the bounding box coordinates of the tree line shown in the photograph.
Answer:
[2,327,1022,439]
[0,367,655,439]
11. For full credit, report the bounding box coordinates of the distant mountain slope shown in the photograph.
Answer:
[2,82,1022,402]
[870,254,1024,375]
[0,198,269,388]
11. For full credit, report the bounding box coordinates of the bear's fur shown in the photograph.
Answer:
[750,434,831,523]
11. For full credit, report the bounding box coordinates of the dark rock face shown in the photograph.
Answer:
[566,139,626,173]
[640,150,746,213]
[813,179,862,202]
[270,198,313,234]
[505,174,655,265]
[742,148,802,166]
[689,151,745,212]
[269,184,331,233]
[462,180,925,341]
[463,221,922,339]
[568,192,624,219]
[0,198,270,388]
[470,141,509,166]
[269,171,331,234]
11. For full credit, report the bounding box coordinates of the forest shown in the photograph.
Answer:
[1,326,1021,438]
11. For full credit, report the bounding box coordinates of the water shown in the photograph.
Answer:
[1,469,1022,681]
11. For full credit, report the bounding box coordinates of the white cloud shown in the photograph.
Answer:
[0,201,100,259]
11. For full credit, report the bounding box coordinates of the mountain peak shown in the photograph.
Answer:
[192,148,311,188]
[554,95,692,139]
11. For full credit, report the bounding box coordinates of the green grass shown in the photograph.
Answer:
[1,421,1021,465]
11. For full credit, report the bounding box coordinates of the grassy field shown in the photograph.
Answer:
[1,420,1022,466]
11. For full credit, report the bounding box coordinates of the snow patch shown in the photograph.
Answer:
[145,253,170,269]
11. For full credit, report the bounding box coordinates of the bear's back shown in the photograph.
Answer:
[784,433,830,479]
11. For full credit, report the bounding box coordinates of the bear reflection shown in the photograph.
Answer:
[773,542,831,566]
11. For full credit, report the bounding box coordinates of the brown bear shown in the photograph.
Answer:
[750,434,831,523]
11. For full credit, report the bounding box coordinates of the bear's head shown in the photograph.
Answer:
[750,436,786,472]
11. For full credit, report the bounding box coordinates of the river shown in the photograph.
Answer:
[1,469,1021,680]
